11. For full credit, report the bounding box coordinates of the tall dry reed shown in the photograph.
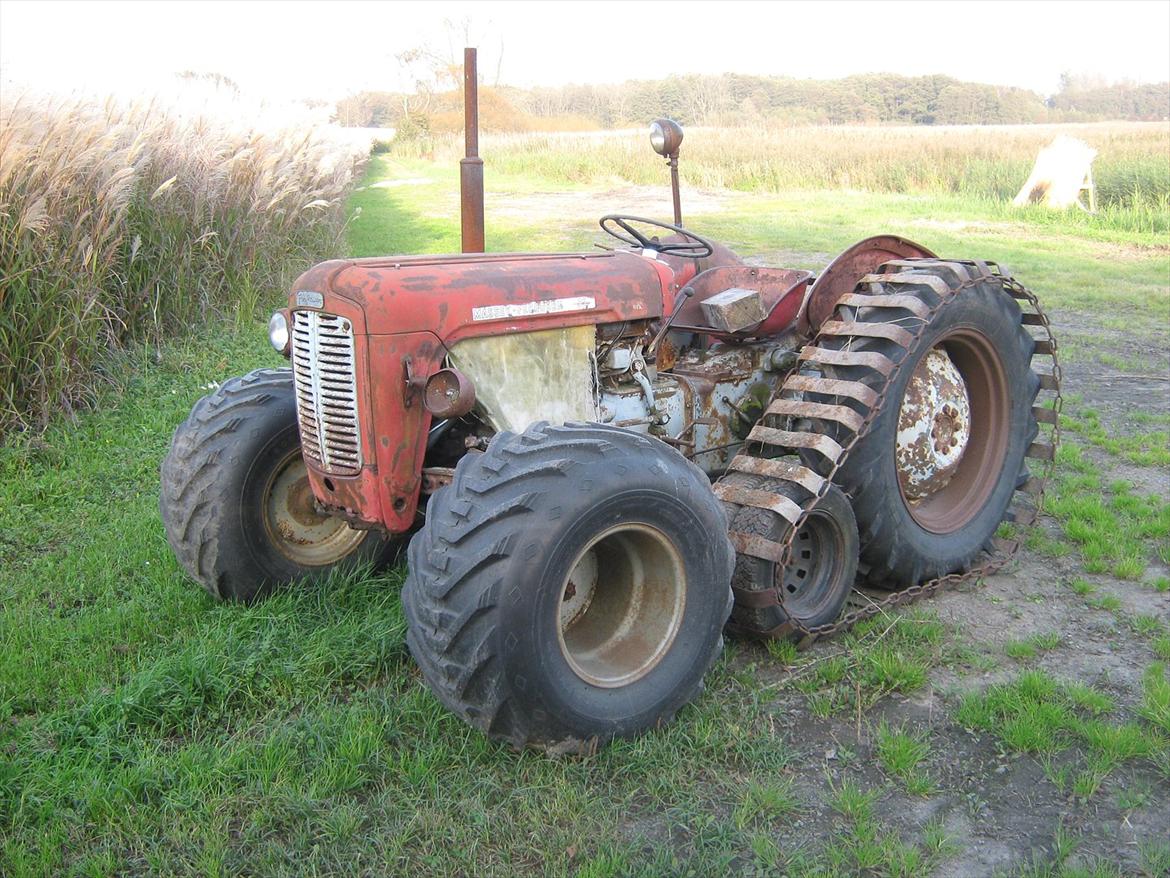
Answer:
[0,96,363,436]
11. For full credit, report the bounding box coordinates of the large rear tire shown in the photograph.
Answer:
[401,422,734,752]
[160,368,396,602]
[823,264,1039,586]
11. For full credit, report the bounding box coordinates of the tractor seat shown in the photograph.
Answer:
[670,266,813,338]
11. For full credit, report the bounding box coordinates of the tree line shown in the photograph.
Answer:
[335,72,1170,132]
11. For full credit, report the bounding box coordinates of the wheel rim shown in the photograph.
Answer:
[557,523,686,688]
[895,330,1009,534]
[262,449,367,566]
[775,506,851,618]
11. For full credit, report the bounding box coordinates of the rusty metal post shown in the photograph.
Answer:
[668,154,682,227]
[460,47,485,253]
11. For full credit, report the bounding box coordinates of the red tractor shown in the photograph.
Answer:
[161,118,1058,752]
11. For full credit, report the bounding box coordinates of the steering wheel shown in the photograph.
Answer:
[599,214,714,259]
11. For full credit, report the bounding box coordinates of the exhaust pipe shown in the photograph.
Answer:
[460,47,485,253]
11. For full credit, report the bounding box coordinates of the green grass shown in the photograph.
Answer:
[955,670,1167,801]
[1062,406,1170,468]
[414,122,1170,235]
[733,777,803,829]
[4,141,1169,876]
[818,779,954,876]
[1153,635,1170,662]
[1139,664,1170,735]
[1006,632,1063,661]
[787,611,945,718]
[1045,450,1170,580]
[874,722,934,795]
[350,152,1170,323]
[1008,827,1128,878]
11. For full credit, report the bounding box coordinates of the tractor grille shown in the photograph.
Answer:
[291,310,362,474]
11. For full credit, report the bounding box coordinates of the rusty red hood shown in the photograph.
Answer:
[289,250,675,342]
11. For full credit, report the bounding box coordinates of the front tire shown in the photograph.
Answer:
[402,422,734,752]
[160,368,396,602]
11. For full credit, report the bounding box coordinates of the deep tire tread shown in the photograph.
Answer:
[160,369,297,600]
[160,368,391,601]
[402,421,734,752]
[821,262,1040,586]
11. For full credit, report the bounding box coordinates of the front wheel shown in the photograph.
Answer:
[402,422,734,752]
[160,368,396,602]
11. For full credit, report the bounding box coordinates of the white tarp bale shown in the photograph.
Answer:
[1013,136,1097,209]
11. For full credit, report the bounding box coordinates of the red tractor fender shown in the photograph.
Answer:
[800,235,936,335]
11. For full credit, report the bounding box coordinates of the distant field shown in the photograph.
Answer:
[398,121,1170,235]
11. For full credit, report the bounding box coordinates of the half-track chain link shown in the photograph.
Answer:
[714,259,1062,646]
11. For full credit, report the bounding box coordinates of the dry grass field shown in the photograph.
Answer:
[0,96,365,436]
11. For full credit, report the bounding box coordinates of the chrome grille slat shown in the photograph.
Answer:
[291,310,362,474]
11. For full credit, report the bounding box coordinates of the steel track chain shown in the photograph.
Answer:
[714,259,1062,646]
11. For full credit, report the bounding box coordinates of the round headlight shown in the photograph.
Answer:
[649,118,683,156]
[268,310,290,356]
[650,122,667,154]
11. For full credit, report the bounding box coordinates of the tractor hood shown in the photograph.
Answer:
[290,250,673,344]
[284,249,678,534]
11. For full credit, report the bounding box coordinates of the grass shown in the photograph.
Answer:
[733,778,802,829]
[1139,664,1170,735]
[1153,635,1170,662]
[3,125,1169,875]
[1005,632,1063,661]
[1061,406,1170,468]
[0,95,362,437]
[874,722,934,795]
[1045,447,1170,580]
[1008,828,1130,878]
[816,779,954,876]
[788,611,945,718]
[406,122,1170,235]
[955,669,1168,801]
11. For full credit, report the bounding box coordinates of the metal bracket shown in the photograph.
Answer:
[402,356,426,408]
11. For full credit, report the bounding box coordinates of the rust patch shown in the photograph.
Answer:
[421,467,455,494]
[896,347,971,501]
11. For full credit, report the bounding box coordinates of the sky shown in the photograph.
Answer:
[1,0,1168,103]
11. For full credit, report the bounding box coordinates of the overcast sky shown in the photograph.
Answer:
[2,0,1168,102]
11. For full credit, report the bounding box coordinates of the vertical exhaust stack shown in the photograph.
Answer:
[460,47,485,253]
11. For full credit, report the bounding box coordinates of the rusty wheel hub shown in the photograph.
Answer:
[557,524,686,688]
[896,347,972,501]
[264,450,366,566]
[894,330,1009,534]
